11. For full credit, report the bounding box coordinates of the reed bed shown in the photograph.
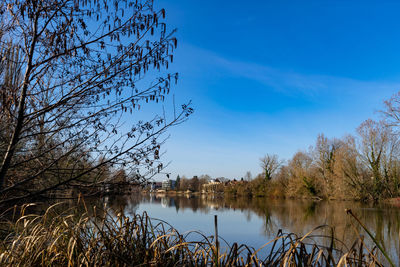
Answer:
[0,202,388,266]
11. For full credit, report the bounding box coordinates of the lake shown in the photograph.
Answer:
[103,193,400,264]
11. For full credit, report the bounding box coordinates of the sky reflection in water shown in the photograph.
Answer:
[108,194,400,263]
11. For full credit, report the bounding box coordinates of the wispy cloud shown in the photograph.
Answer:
[182,43,400,100]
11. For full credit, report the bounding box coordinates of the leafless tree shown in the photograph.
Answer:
[260,154,282,181]
[383,92,400,129]
[356,119,400,199]
[315,134,341,177]
[0,0,192,203]
[313,133,343,196]
[244,171,252,181]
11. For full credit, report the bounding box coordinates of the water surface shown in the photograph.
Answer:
[104,194,400,263]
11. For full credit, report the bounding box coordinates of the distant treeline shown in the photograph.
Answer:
[177,93,400,202]
[229,93,400,202]
[174,175,212,192]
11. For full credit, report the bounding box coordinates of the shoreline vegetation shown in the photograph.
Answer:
[148,92,400,204]
[142,180,400,205]
[0,202,392,267]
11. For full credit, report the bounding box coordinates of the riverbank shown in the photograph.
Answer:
[141,183,392,204]
[142,189,223,197]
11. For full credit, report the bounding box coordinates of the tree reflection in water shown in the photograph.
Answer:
[102,194,400,264]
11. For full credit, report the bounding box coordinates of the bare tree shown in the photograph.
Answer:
[315,134,341,177]
[383,92,400,129]
[178,176,188,191]
[260,154,282,181]
[286,151,316,197]
[189,176,199,192]
[314,133,342,196]
[244,171,252,181]
[357,120,387,181]
[356,119,400,200]
[0,0,192,202]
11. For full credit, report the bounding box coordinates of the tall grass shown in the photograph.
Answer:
[0,202,388,266]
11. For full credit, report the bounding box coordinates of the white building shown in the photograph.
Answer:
[161,179,176,190]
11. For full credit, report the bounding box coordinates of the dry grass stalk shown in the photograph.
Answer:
[0,203,388,266]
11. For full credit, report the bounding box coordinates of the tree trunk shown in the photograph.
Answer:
[0,14,38,190]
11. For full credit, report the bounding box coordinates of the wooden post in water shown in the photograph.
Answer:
[214,215,219,264]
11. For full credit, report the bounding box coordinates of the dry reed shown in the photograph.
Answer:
[0,201,388,266]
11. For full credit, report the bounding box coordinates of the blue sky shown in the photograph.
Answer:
[149,0,400,180]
